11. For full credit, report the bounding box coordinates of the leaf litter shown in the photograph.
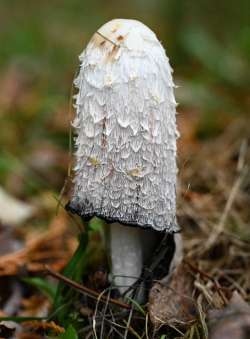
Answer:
[0,113,249,338]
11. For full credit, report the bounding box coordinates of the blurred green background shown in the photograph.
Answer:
[0,0,249,198]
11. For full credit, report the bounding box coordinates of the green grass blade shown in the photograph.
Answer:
[126,296,146,316]
[52,231,89,325]
[22,277,57,301]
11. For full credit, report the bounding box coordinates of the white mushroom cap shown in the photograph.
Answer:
[67,19,179,232]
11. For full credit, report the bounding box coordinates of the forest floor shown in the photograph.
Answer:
[0,87,249,337]
[0,3,250,335]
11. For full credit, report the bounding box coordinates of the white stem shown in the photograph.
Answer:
[109,223,143,294]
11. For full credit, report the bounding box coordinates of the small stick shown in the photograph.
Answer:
[45,265,131,310]
[184,260,228,305]
[205,165,247,249]
[100,289,111,338]
[122,319,143,339]
[53,195,84,232]
[96,31,119,47]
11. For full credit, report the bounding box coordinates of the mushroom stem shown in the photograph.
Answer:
[109,223,162,296]
[109,223,143,295]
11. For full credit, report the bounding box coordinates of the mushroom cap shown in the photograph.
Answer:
[67,19,179,232]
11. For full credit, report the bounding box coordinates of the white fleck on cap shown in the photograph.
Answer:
[67,19,179,232]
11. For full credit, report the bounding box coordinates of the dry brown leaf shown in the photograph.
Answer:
[20,295,50,318]
[208,291,250,339]
[148,262,197,328]
[22,320,64,335]
[0,211,76,276]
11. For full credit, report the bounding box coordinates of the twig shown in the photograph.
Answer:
[197,295,208,339]
[107,309,126,338]
[45,265,131,310]
[145,313,149,339]
[96,31,119,47]
[53,195,84,232]
[92,288,110,339]
[184,260,228,305]
[194,281,213,305]
[124,307,134,339]
[205,165,247,249]
[122,318,141,339]
[108,325,124,338]
[216,271,247,298]
[100,289,111,338]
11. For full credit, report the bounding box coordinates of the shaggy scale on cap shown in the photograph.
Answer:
[67,19,179,232]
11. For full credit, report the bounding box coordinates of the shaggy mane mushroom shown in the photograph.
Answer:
[66,18,180,298]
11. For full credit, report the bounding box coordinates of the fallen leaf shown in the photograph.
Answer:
[22,320,64,335]
[20,295,50,318]
[148,262,197,328]
[0,211,76,276]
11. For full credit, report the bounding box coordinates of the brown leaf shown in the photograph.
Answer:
[22,320,64,335]
[148,262,197,328]
[20,295,50,318]
[0,212,76,276]
[208,291,250,339]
